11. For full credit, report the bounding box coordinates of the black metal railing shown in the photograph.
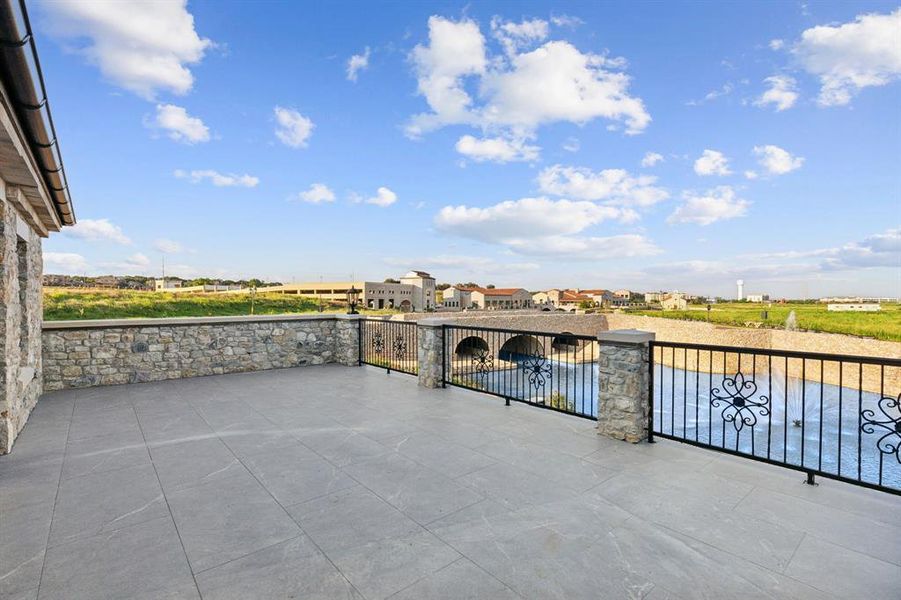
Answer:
[359,319,418,375]
[443,324,598,419]
[649,341,901,494]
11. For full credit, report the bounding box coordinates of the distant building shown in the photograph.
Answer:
[166,283,244,294]
[252,271,435,311]
[444,286,532,310]
[532,288,613,310]
[613,289,631,300]
[660,293,688,311]
[827,303,881,312]
[819,296,898,303]
[745,294,769,303]
[154,278,182,291]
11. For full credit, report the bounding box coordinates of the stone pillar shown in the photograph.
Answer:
[417,318,448,388]
[597,329,654,443]
[333,315,362,366]
[0,184,44,454]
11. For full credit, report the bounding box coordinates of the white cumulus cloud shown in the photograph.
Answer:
[755,75,799,111]
[491,17,549,56]
[366,187,397,207]
[64,218,131,244]
[505,234,660,259]
[537,164,669,207]
[794,9,901,106]
[297,183,336,204]
[174,169,259,187]
[641,152,664,167]
[274,106,314,148]
[455,135,539,163]
[347,47,371,81]
[668,186,749,226]
[821,228,901,270]
[41,0,212,99]
[154,104,210,144]
[435,197,621,241]
[43,251,89,273]
[434,196,657,259]
[753,145,804,175]
[406,16,650,141]
[693,149,732,176]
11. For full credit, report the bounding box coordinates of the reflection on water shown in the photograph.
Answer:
[468,359,900,490]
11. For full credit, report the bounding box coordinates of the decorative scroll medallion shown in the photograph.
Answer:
[711,372,770,432]
[861,394,901,464]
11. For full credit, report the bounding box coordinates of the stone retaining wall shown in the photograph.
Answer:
[42,315,360,391]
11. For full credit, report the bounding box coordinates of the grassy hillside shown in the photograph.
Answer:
[43,288,396,321]
[627,302,901,342]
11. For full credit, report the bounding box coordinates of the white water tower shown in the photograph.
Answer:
[736,279,744,301]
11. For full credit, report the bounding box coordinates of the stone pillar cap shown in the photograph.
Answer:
[598,329,655,344]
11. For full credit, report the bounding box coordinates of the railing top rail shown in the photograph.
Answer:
[361,317,415,324]
[650,339,901,367]
[443,323,597,341]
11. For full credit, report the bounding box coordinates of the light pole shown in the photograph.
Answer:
[346,286,361,315]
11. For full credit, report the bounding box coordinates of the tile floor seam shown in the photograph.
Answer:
[131,404,204,600]
[34,397,75,600]
[188,533,305,577]
[732,487,901,567]
[188,402,369,600]
[384,555,524,600]
[651,518,817,590]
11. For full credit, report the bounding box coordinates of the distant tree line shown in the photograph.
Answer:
[43,274,282,289]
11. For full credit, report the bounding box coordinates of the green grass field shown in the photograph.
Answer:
[627,302,901,342]
[43,288,398,321]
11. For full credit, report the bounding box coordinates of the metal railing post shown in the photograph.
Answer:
[441,324,447,388]
[357,318,363,366]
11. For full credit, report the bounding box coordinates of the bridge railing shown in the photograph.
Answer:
[650,341,901,494]
[359,319,418,375]
[442,324,598,420]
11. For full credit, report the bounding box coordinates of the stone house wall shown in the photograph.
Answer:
[0,184,44,453]
[42,315,361,391]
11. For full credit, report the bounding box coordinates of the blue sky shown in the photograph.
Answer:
[35,1,900,298]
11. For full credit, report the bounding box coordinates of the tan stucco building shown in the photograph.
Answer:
[251,270,436,311]
[0,4,76,452]
[444,286,532,310]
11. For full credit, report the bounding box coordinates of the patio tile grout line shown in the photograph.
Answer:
[130,403,204,600]
[184,392,370,600]
[34,396,76,600]
[730,485,901,567]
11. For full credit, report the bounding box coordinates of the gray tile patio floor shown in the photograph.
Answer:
[1,364,899,600]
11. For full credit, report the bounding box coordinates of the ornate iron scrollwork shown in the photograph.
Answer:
[861,394,901,465]
[711,371,770,432]
[521,352,552,391]
[392,334,407,360]
[471,349,493,378]
[371,331,385,355]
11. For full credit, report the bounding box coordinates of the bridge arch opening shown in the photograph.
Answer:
[454,336,489,357]
[499,334,544,361]
[552,332,582,352]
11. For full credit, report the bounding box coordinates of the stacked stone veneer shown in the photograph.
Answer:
[417,319,446,388]
[596,330,654,443]
[42,315,361,391]
[0,188,44,453]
